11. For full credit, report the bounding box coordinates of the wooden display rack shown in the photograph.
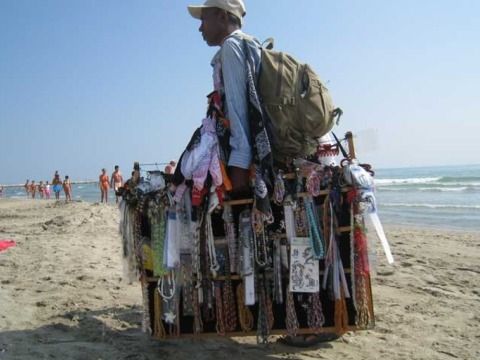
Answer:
[135,132,375,339]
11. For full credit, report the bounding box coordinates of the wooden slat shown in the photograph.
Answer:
[223,187,352,206]
[153,325,361,340]
[146,268,352,283]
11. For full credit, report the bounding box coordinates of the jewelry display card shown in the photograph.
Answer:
[289,237,320,293]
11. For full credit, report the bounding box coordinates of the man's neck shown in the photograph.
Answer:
[220,26,241,45]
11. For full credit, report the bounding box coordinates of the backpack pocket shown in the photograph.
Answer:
[298,65,335,140]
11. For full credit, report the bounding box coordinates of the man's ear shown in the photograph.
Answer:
[217,9,229,24]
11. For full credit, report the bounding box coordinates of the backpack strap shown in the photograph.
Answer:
[262,38,274,50]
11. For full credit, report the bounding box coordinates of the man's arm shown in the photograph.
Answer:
[220,38,252,170]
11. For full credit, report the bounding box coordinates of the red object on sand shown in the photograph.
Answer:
[0,240,16,252]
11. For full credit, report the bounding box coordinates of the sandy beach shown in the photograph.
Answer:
[0,199,478,360]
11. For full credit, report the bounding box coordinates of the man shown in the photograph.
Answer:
[52,171,62,200]
[110,165,124,203]
[187,0,261,194]
[187,1,336,347]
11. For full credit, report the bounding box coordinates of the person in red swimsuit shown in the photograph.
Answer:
[99,168,110,203]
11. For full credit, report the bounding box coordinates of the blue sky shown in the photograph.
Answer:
[1,0,479,184]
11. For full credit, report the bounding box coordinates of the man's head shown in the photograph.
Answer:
[115,165,119,171]
[188,0,246,46]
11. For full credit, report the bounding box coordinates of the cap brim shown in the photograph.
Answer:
[187,5,204,20]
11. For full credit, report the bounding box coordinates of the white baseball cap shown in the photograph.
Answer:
[188,0,246,25]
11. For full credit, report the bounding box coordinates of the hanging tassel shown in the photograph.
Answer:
[236,283,254,332]
[223,251,238,332]
[285,291,299,338]
[355,276,372,328]
[334,289,349,335]
[223,205,238,273]
[214,284,226,335]
[153,289,166,339]
[256,275,270,344]
[193,284,203,335]
[140,279,152,334]
[307,293,325,333]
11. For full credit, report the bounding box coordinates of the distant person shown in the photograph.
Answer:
[44,181,51,199]
[0,185,3,198]
[99,168,110,203]
[24,180,30,197]
[52,171,62,200]
[63,176,72,202]
[30,181,36,199]
[110,165,124,204]
[164,160,176,174]
[38,181,45,199]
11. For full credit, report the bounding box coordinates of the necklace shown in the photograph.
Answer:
[205,213,220,277]
[222,205,238,274]
[285,290,299,337]
[252,209,269,268]
[305,199,325,259]
[273,170,286,205]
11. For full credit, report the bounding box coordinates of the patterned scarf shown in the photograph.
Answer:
[242,39,275,216]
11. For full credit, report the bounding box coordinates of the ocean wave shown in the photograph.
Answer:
[381,202,480,210]
[375,177,440,186]
[375,177,480,187]
[439,176,480,183]
[417,186,480,193]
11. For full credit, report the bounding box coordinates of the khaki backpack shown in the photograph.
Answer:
[257,40,342,163]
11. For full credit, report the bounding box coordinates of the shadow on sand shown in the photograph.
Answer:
[0,305,335,360]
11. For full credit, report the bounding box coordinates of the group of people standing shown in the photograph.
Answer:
[19,166,124,204]
[98,165,124,204]
[24,171,72,200]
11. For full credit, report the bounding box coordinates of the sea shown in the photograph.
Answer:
[2,164,479,231]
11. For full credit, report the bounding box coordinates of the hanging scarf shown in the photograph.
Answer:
[148,200,167,277]
[242,39,275,217]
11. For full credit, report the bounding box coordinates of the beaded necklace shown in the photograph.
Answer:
[294,200,308,237]
[214,283,226,335]
[273,237,283,304]
[251,209,269,268]
[222,205,238,274]
[273,170,286,205]
[236,283,254,332]
[256,273,270,344]
[205,213,220,277]
[306,293,325,332]
[239,209,255,305]
[222,250,237,332]
[180,254,194,316]
[285,290,299,337]
[304,199,325,259]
